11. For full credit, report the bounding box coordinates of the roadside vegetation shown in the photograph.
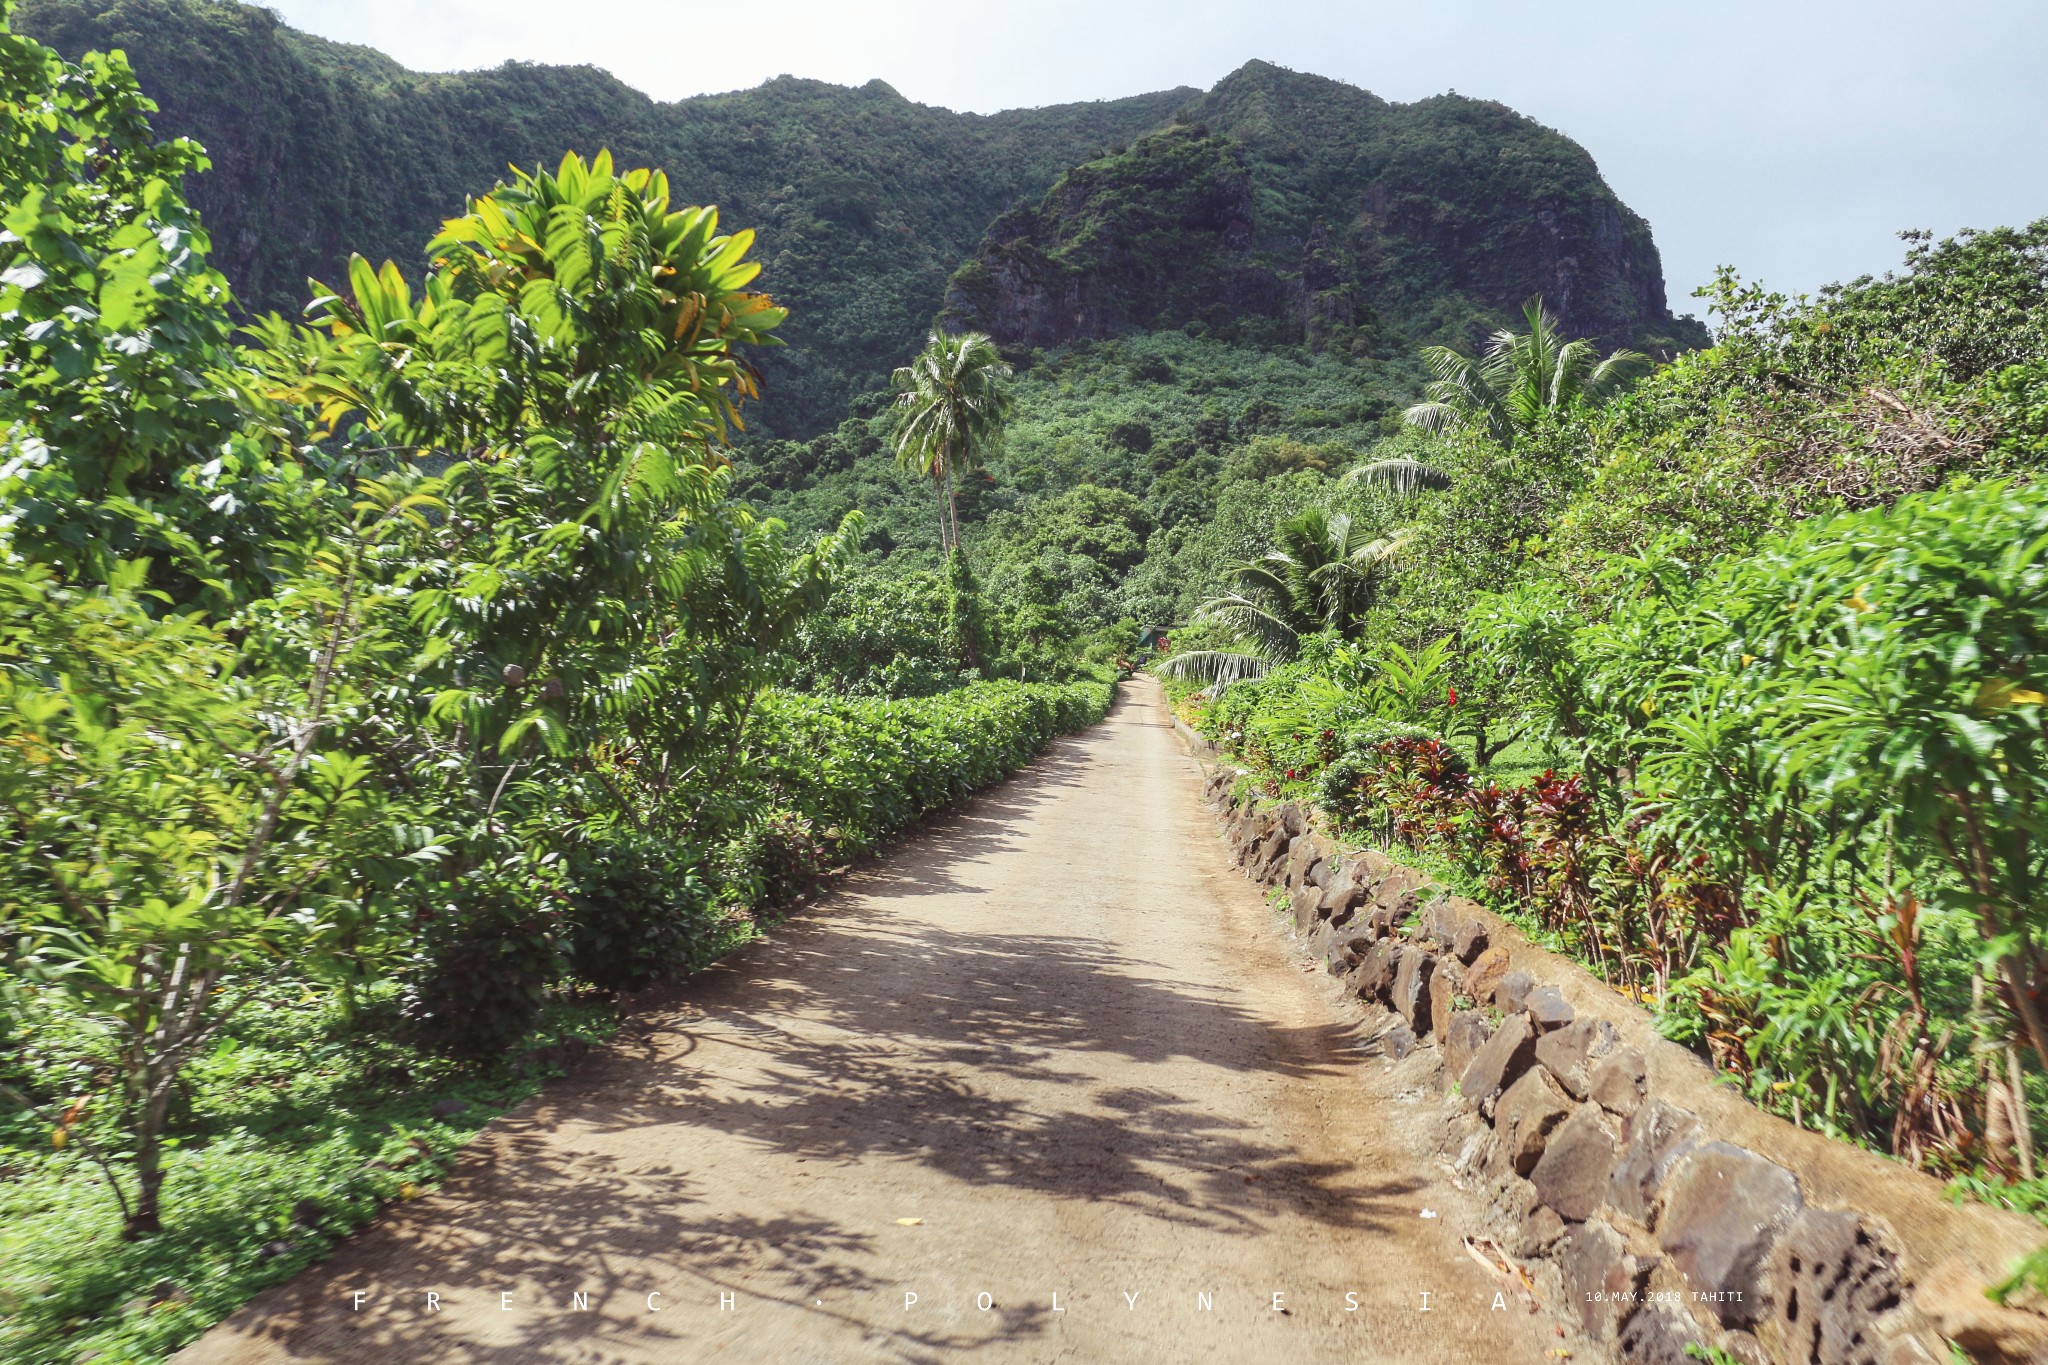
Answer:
[1159,229,2048,1243]
[7,0,2047,1353]
[0,18,1109,1362]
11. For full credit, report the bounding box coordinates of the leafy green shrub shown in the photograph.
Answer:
[561,828,711,994]
[1468,478,2048,1166]
[403,852,565,1057]
[1316,721,1439,829]
[722,809,835,910]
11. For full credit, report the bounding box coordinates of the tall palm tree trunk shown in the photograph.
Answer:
[944,463,961,556]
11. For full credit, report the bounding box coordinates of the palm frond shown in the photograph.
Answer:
[1341,458,1453,494]
[1402,400,1463,434]
[1194,593,1300,661]
[1417,345,1478,383]
[1587,348,1648,396]
[1154,650,1272,691]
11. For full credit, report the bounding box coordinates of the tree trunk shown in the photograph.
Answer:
[2001,953,2048,1088]
[2013,1042,2038,1181]
[946,464,961,556]
[125,1063,174,1238]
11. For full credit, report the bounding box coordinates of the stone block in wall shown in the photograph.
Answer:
[1497,969,1536,1014]
[1657,1142,1803,1328]
[1367,890,1421,937]
[1512,1204,1566,1258]
[1325,930,1373,978]
[1530,1103,1621,1222]
[1378,1019,1418,1059]
[1589,1047,1649,1117]
[1278,801,1310,839]
[1607,1099,1704,1230]
[1418,895,1460,949]
[1534,1017,1621,1099]
[1308,855,1335,890]
[1523,983,1575,1032]
[1282,834,1323,891]
[1881,1338,1943,1365]
[1252,832,1290,883]
[1614,1302,1705,1365]
[1393,946,1436,1034]
[1238,822,1272,870]
[1721,1332,1771,1365]
[1317,878,1364,928]
[1356,939,1400,1003]
[1290,884,1322,935]
[1464,946,1512,1004]
[1346,848,1393,894]
[1427,956,1464,1041]
[1916,1256,2048,1365]
[1442,1010,1493,1082]
[1495,1065,1573,1174]
[1767,1209,1904,1365]
[1559,1217,1648,1341]
[1451,917,1490,964]
[1373,862,1426,907]
[1462,1013,1537,1106]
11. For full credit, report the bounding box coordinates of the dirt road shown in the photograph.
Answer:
[179,680,1568,1364]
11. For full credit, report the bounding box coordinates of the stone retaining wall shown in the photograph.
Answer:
[1190,750,2048,1365]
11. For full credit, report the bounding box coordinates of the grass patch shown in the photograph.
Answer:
[0,985,615,1364]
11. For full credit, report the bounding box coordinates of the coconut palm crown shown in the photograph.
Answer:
[890,329,1013,552]
[1158,507,1409,689]
[1404,297,1648,446]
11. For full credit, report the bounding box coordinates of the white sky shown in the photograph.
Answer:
[266,0,2047,313]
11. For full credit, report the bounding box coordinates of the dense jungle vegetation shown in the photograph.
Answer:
[0,17,1111,1362]
[1149,222,2048,1248]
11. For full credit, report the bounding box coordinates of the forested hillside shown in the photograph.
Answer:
[13,0,1191,432]
[15,0,1697,436]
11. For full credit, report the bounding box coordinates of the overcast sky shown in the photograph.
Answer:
[267,0,2046,318]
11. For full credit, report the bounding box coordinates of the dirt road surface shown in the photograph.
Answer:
[177,680,1571,1365]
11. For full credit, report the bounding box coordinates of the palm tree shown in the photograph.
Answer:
[1404,297,1647,446]
[1159,507,1409,688]
[890,330,1013,553]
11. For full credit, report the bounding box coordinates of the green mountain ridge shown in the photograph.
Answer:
[16,0,1194,433]
[19,0,1700,438]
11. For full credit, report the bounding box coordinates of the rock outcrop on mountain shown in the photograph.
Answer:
[944,63,1705,357]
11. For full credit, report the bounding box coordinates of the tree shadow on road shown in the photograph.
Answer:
[200,686,1421,1362]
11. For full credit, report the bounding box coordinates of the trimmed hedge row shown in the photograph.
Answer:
[751,676,1115,849]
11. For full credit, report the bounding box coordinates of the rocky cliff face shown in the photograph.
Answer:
[943,127,1295,349]
[945,63,1706,357]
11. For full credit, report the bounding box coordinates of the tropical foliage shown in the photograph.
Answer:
[1403,296,1645,444]
[1160,507,1410,687]
[1171,219,2048,1205]
[0,18,1109,1360]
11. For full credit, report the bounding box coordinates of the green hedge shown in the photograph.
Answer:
[751,675,1114,848]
